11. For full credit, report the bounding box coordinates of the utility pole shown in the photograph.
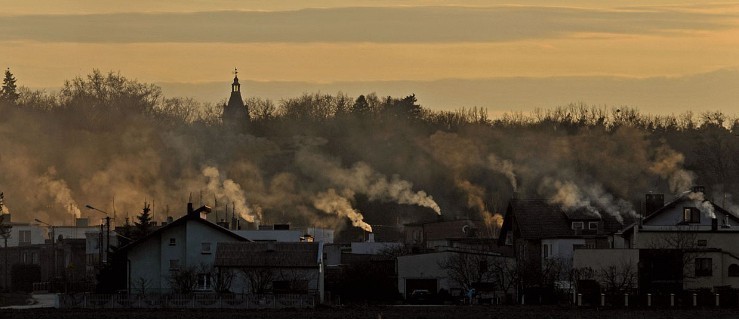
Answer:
[105,216,111,264]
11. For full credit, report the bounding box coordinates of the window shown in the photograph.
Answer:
[542,244,550,258]
[683,207,700,223]
[169,238,176,246]
[696,239,708,247]
[169,259,180,271]
[18,230,31,245]
[729,264,739,277]
[571,222,584,230]
[695,258,712,277]
[588,222,598,230]
[201,242,212,254]
[196,273,211,290]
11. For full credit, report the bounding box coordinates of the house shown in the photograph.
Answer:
[119,202,249,294]
[214,242,324,302]
[397,248,516,302]
[620,187,739,291]
[498,198,636,299]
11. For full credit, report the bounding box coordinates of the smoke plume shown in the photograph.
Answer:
[650,145,695,193]
[37,168,82,219]
[202,166,259,222]
[313,188,372,232]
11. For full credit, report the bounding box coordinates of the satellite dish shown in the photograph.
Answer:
[462,225,470,235]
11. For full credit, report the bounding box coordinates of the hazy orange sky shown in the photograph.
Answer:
[1,0,738,113]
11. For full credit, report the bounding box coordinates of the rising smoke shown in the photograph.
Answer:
[0,71,732,237]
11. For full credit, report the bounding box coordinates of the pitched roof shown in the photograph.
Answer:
[622,192,739,232]
[214,242,320,268]
[118,208,250,252]
[501,199,635,240]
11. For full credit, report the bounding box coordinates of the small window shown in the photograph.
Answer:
[542,244,550,258]
[683,207,700,223]
[18,230,32,245]
[201,242,212,254]
[729,264,739,277]
[696,239,708,247]
[588,222,598,230]
[695,258,712,277]
[169,238,176,246]
[169,259,180,271]
[571,222,584,230]
[479,260,488,272]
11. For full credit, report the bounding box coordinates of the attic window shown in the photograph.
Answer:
[683,207,700,223]
[201,242,212,254]
[588,222,598,230]
[169,238,177,246]
[571,222,584,230]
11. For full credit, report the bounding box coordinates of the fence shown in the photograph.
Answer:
[572,291,739,308]
[58,293,316,309]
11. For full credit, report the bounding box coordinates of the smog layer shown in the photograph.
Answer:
[1,71,738,238]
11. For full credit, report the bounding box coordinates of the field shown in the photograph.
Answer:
[2,305,739,319]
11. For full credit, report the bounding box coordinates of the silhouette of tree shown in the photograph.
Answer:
[0,68,19,104]
[134,202,153,239]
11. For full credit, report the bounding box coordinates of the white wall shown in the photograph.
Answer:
[351,242,403,255]
[1,224,45,247]
[397,252,453,298]
[234,230,301,242]
[128,218,244,293]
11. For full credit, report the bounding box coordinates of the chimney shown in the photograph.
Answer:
[691,185,706,194]
[367,233,375,242]
[187,202,194,215]
[645,193,664,216]
[76,218,89,227]
[167,216,174,224]
[712,217,718,231]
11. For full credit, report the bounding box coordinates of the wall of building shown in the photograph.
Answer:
[350,242,403,255]
[234,230,301,242]
[397,252,454,299]
[2,224,46,247]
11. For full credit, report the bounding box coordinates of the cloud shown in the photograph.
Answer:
[0,6,734,43]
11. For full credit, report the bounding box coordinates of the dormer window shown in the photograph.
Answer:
[571,222,584,230]
[683,207,700,223]
[588,222,598,230]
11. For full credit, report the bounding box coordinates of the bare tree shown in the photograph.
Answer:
[167,266,198,294]
[240,267,274,294]
[133,277,152,295]
[213,268,236,294]
[438,251,495,291]
[598,259,637,294]
[646,226,704,280]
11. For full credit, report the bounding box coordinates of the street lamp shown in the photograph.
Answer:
[85,204,111,265]
[34,218,56,280]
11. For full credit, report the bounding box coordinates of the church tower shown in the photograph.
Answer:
[222,68,250,128]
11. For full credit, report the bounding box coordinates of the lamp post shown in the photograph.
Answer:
[34,218,56,280]
[85,205,111,265]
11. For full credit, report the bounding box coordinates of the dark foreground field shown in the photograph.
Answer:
[2,305,739,319]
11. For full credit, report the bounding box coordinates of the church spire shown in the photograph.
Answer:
[232,68,240,93]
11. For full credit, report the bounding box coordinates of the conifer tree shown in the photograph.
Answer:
[134,202,152,239]
[0,68,19,104]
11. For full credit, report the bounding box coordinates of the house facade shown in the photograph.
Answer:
[214,242,324,302]
[620,188,739,291]
[121,203,249,294]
